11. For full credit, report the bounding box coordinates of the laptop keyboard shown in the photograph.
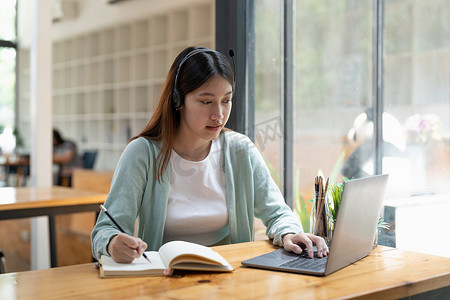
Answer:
[279,251,328,271]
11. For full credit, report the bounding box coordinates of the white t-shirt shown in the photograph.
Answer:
[163,137,228,246]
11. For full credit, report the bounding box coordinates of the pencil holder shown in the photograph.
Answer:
[310,191,334,246]
[324,200,334,245]
[310,192,324,236]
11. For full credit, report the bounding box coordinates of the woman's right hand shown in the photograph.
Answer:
[107,233,148,263]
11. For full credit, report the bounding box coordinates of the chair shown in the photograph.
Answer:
[1,154,30,187]
[82,151,97,169]
[0,249,7,274]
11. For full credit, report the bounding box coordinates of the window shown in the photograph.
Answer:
[254,0,283,187]
[254,0,450,256]
[0,0,17,140]
[384,0,449,193]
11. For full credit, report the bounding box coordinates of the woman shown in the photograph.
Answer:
[53,129,82,186]
[91,46,328,263]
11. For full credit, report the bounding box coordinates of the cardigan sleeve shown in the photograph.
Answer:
[90,138,154,259]
[249,143,303,246]
[224,131,303,246]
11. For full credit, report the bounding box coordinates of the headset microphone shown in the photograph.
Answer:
[228,48,236,83]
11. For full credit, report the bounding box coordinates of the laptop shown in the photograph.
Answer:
[242,174,389,276]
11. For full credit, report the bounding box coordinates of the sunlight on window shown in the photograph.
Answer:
[0,127,16,154]
[0,48,16,129]
[0,0,17,41]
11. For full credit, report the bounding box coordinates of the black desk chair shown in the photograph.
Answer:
[0,249,7,274]
[82,151,97,169]
[57,151,97,187]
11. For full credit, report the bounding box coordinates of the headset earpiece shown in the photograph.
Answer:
[171,87,183,110]
[172,48,208,110]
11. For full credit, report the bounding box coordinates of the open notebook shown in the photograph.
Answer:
[99,240,233,278]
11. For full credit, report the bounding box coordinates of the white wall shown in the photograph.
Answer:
[18,0,211,46]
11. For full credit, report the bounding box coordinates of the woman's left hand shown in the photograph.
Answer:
[282,232,329,259]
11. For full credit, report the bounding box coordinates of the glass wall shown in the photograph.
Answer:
[255,0,450,256]
[384,0,449,193]
[294,1,374,201]
[383,0,449,257]
[254,0,283,186]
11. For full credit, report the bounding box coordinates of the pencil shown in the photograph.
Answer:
[314,176,324,235]
[322,177,329,238]
[99,204,151,263]
[314,177,319,234]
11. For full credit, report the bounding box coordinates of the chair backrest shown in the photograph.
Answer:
[0,249,7,274]
[82,151,97,169]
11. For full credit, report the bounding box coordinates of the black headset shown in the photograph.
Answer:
[172,48,210,110]
[171,48,236,110]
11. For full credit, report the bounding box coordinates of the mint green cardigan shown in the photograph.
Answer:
[91,131,303,259]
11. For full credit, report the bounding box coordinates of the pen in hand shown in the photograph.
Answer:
[99,204,151,263]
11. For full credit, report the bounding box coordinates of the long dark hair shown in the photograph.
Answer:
[53,129,64,145]
[130,46,235,181]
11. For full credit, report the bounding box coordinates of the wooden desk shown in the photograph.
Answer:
[0,186,107,267]
[1,241,449,299]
